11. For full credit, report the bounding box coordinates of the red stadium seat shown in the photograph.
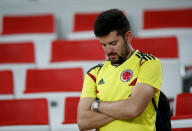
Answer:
[0,42,34,63]
[0,98,48,126]
[25,68,83,93]
[172,93,192,120]
[2,14,55,35]
[63,97,80,124]
[143,8,192,29]
[0,70,13,94]
[131,36,178,58]
[50,39,105,62]
[73,12,99,32]
[171,127,192,131]
[172,127,192,131]
[67,12,99,39]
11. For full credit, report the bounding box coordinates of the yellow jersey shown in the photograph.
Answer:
[81,50,163,131]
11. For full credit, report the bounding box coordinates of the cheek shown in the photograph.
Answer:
[102,46,111,54]
[116,44,124,54]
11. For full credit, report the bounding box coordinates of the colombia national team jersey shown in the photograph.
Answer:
[81,50,163,131]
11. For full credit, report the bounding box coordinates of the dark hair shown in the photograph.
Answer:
[94,9,131,37]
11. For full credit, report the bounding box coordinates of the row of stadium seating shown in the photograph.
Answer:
[2,8,192,34]
[1,9,192,66]
[0,7,192,130]
[0,97,80,131]
[0,93,192,130]
[0,37,181,99]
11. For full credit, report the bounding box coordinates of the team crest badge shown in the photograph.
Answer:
[120,70,133,82]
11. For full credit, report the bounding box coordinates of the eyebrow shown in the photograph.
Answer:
[100,40,118,45]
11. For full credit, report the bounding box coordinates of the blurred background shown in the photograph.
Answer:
[0,0,192,130]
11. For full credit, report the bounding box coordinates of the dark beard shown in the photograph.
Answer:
[110,55,125,65]
[109,40,129,66]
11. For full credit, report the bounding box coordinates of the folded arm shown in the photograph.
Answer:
[96,83,156,119]
[77,97,115,131]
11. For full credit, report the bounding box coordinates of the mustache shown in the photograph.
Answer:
[108,52,117,56]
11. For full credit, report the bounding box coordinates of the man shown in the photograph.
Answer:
[77,9,162,131]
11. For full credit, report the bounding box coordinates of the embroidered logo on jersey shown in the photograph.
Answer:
[98,78,104,85]
[120,70,133,82]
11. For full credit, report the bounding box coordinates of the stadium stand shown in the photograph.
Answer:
[0,42,34,63]
[132,36,178,58]
[24,68,83,93]
[49,97,80,131]
[139,8,192,36]
[67,12,99,39]
[0,3,191,130]
[59,97,80,131]
[172,128,192,131]
[2,14,55,35]
[172,93,192,119]
[138,8,192,66]
[0,13,57,67]
[63,97,80,124]
[0,70,14,99]
[73,13,99,32]
[143,8,192,30]
[0,98,49,131]
[171,93,192,130]
[50,39,106,62]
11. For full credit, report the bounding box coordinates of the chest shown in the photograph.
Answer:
[96,63,140,101]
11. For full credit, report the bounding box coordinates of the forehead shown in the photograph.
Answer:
[99,31,122,44]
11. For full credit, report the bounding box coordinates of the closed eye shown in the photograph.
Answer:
[100,40,118,47]
[109,40,118,46]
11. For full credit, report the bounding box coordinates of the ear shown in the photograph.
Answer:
[125,31,133,42]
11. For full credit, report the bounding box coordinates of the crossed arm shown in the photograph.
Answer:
[77,98,115,131]
[77,83,156,130]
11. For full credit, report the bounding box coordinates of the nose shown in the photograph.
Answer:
[104,44,113,54]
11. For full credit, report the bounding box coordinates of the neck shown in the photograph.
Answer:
[126,47,135,60]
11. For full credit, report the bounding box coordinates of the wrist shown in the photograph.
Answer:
[92,100,100,112]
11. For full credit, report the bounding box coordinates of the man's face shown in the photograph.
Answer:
[99,31,130,65]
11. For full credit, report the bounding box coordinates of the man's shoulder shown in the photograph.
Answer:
[87,64,104,74]
[87,60,112,73]
[134,50,161,65]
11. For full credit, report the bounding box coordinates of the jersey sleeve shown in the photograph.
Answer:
[80,66,100,99]
[137,60,163,90]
